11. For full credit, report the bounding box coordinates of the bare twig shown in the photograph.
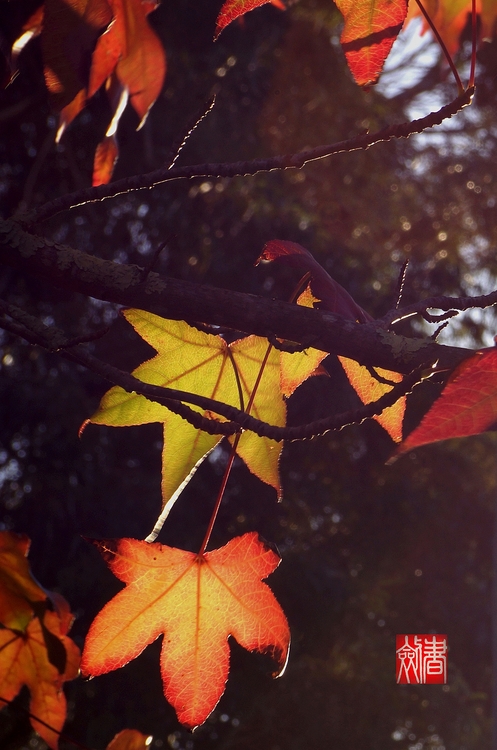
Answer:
[413,0,464,93]
[139,236,173,282]
[166,96,216,169]
[21,88,474,226]
[395,259,409,310]
[382,289,497,327]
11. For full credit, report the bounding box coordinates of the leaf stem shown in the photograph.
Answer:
[199,308,280,553]
[469,0,477,88]
[414,0,465,94]
[198,435,240,555]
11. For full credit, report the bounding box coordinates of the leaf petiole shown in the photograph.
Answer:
[199,341,274,554]
[414,0,465,94]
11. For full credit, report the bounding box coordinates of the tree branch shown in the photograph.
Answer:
[20,88,474,225]
[0,299,429,442]
[0,218,480,376]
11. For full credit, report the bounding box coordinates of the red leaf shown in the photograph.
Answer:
[93,134,119,185]
[57,89,87,141]
[0,611,80,749]
[106,729,153,750]
[395,348,497,457]
[81,533,290,728]
[10,6,45,85]
[0,532,80,750]
[257,239,372,323]
[41,0,113,111]
[89,0,166,126]
[215,0,285,40]
[334,0,408,86]
[0,531,48,631]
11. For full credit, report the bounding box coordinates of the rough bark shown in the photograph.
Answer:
[0,218,479,376]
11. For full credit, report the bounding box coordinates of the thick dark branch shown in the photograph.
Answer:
[0,300,427,442]
[0,219,479,374]
[21,89,474,225]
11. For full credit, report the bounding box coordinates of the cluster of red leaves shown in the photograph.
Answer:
[6,0,488,191]
[10,0,166,185]
[0,531,155,750]
[0,531,80,749]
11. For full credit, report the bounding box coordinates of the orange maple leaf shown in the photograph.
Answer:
[0,609,80,749]
[0,531,80,749]
[0,531,48,631]
[406,0,480,55]
[81,533,290,728]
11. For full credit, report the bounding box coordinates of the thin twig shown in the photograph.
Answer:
[381,289,497,328]
[166,96,216,169]
[395,259,409,310]
[365,365,398,386]
[139,236,173,282]
[21,89,474,226]
[414,0,465,94]
[0,298,432,442]
[430,320,451,339]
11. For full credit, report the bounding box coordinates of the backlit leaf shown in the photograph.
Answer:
[11,6,45,83]
[87,311,325,511]
[396,348,497,457]
[215,0,285,40]
[334,0,408,86]
[56,89,88,141]
[81,533,290,728]
[0,603,80,749]
[41,0,113,111]
[406,0,476,54]
[89,0,166,126]
[338,357,405,442]
[0,531,47,632]
[106,729,153,750]
[93,133,119,185]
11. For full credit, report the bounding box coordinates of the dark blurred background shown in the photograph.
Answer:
[1,0,497,748]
